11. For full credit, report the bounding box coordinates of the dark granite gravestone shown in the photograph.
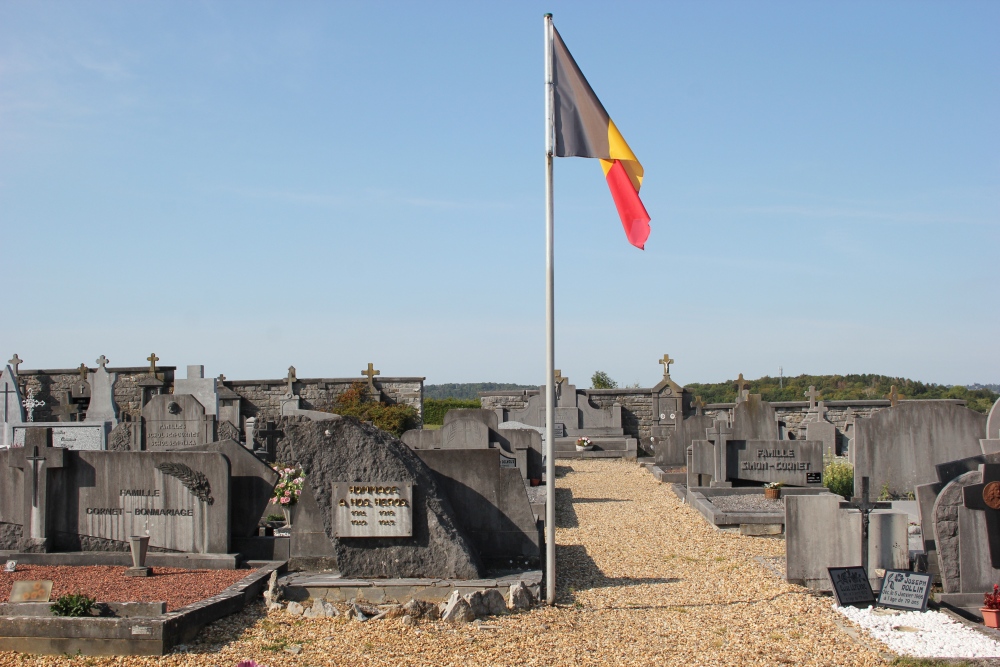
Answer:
[828,566,876,607]
[275,415,482,579]
[141,394,215,450]
[728,440,825,487]
[933,465,1000,595]
[853,401,986,498]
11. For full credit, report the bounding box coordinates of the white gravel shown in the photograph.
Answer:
[835,604,1000,658]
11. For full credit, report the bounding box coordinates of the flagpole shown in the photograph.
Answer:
[543,12,556,607]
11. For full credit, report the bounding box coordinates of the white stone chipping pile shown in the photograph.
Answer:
[835,605,1000,658]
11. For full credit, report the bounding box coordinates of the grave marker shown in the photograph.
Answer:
[7,355,22,376]
[332,482,413,538]
[840,477,891,576]
[361,363,380,391]
[828,566,876,607]
[9,580,52,603]
[877,570,932,612]
[961,464,1000,568]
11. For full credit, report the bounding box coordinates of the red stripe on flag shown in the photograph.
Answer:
[605,160,651,250]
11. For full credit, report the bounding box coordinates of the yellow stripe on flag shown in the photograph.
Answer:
[599,119,643,191]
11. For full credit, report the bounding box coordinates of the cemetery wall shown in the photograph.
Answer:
[228,378,423,423]
[587,390,654,440]
[16,367,176,422]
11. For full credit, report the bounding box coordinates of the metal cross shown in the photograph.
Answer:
[840,477,891,575]
[8,355,22,376]
[659,354,674,377]
[887,385,900,407]
[26,445,45,508]
[804,385,820,409]
[146,353,158,376]
[361,363,380,390]
[96,355,109,370]
[21,391,45,423]
[285,366,297,395]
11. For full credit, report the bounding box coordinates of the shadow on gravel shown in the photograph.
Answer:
[174,600,269,654]
[570,497,631,504]
[555,488,579,528]
[555,465,575,478]
[556,544,680,604]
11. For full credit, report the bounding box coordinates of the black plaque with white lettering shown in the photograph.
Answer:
[877,570,932,612]
[828,566,876,607]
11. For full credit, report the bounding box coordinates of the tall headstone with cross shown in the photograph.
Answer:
[806,401,838,458]
[70,363,91,399]
[804,385,820,410]
[932,463,1000,596]
[8,428,66,551]
[734,373,750,404]
[839,477,891,576]
[687,421,734,488]
[174,364,219,417]
[1,365,25,449]
[279,366,303,415]
[7,355,22,377]
[361,363,381,400]
[83,355,118,427]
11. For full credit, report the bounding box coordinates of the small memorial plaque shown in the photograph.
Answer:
[806,472,822,484]
[499,454,517,469]
[4,560,15,573]
[9,580,53,603]
[877,570,932,612]
[333,482,413,538]
[828,566,876,607]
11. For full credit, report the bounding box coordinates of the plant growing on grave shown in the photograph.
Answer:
[764,482,784,489]
[984,584,1000,610]
[422,398,481,425]
[272,465,305,506]
[327,382,419,436]
[823,456,854,499]
[591,371,617,389]
[50,592,96,617]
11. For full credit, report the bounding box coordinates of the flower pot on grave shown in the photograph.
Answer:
[575,445,594,452]
[764,488,781,501]
[282,506,294,528]
[128,536,150,568]
[982,608,1000,628]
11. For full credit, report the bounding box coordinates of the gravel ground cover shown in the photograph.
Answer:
[708,494,784,513]
[0,565,254,611]
[836,605,1000,659]
[0,460,984,666]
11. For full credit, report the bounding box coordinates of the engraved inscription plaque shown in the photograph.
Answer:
[333,482,413,538]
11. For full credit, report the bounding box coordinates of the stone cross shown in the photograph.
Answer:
[285,366,297,396]
[887,385,900,407]
[962,463,1000,569]
[734,373,750,402]
[10,428,67,552]
[146,353,159,377]
[554,369,564,384]
[1,382,13,425]
[96,355,109,370]
[815,401,828,421]
[840,477,891,575]
[693,395,706,416]
[8,355,22,376]
[804,385,819,410]
[256,420,281,462]
[705,420,734,486]
[21,391,45,422]
[49,392,80,423]
[217,374,226,383]
[659,354,674,377]
[361,363,380,390]
[77,363,88,381]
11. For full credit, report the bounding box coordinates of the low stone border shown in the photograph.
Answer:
[0,561,285,656]
[280,570,542,606]
[0,551,240,570]
[687,487,831,528]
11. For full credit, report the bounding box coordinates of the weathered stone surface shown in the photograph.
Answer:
[441,590,475,623]
[933,467,1000,594]
[731,395,779,441]
[401,614,415,626]
[322,601,338,617]
[275,416,482,579]
[303,599,325,618]
[285,601,304,616]
[508,581,534,610]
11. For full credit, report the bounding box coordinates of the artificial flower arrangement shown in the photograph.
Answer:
[764,482,784,490]
[272,465,305,506]
[575,437,594,450]
[983,584,1000,628]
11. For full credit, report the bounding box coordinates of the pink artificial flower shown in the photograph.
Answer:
[280,497,289,505]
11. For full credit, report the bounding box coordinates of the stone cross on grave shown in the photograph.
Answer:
[217,374,226,383]
[734,373,750,403]
[887,385,900,407]
[659,354,675,377]
[962,464,1000,569]
[10,428,66,552]
[8,355,22,376]
[77,363,88,381]
[815,401,828,422]
[804,385,820,410]
[21,391,45,423]
[693,395,706,416]
[285,366,297,397]
[146,353,160,378]
[706,420,734,487]
[97,355,109,370]
[49,391,80,423]
[361,363,380,391]
[255,420,281,462]
[840,477,891,575]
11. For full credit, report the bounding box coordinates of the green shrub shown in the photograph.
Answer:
[328,382,419,436]
[422,398,481,425]
[824,457,854,499]
[50,592,96,617]
[591,371,617,389]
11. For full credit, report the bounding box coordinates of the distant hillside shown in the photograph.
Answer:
[685,374,998,414]
[968,383,1000,393]
[424,383,535,401]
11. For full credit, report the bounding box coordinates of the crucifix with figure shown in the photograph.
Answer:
[660,354,674,378]
[285,366,297,397]
[840,476,891,575]
[9,428,66,552]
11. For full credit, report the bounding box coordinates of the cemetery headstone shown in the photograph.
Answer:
[84,356,118,426]
[877,570,932,612]
[141,394,213,450]
[332,482,413,537]
[828,567,876,607]
[173,364,219,417]
[729,440,825,487]
[731,395,779,441]
[9,580,53,603]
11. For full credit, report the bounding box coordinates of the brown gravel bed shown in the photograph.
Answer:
[0,565,255,611]
[0,461,906,666]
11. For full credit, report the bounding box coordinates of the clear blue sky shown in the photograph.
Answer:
[1,1,997,388]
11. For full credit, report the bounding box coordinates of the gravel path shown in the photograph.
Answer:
[0,460,909,665]
[0,565,255,611]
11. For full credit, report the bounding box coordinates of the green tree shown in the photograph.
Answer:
[591,371,618,389]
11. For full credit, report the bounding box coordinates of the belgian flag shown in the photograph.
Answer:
[552,27,651,250]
